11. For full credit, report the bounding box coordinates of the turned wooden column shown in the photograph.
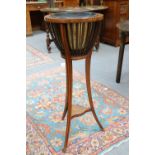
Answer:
[44,12,104,152]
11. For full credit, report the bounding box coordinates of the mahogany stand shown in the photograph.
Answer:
[44,12,104,152]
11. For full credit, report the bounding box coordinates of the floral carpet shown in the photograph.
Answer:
[26,66,129,155]
[26,45,53,68]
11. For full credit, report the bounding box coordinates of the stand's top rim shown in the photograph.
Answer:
[44,12,103,23]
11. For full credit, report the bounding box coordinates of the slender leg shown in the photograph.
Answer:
[62,59,73,152]
[62,63,68,120]
[85,51,104,130]
[62,98,68,120]
[116,32,126,83]
[45,21,52,53]
[95,35,100,51]
[46,29,52,53]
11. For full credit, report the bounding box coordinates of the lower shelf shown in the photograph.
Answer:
[71,105,91,119]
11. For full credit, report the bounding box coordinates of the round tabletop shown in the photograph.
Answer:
[41,7,89,13]
[41,6,108,13]
[44,12,103,23]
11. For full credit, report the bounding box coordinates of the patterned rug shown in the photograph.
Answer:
[26,45,53,68]
[26,66,129,155]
